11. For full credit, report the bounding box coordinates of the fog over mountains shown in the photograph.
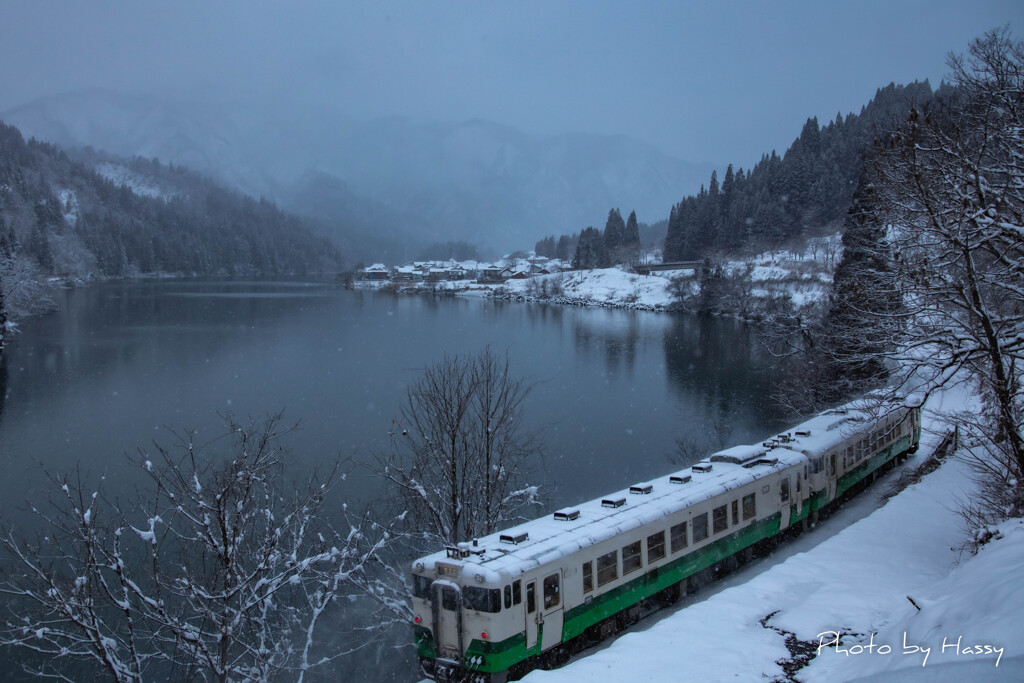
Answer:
[3,91,714,257]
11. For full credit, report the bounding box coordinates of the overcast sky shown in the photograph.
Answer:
[2,1,1021,169]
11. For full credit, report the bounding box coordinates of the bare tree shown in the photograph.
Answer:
[0,251,54,320]
[0,413,409,682]
[372,349,542,546]
[871,28,1024,515]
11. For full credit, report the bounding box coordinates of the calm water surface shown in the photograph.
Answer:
[0,278,793,679]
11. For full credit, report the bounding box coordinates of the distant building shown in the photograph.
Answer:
[479,264,514,283]
[393,266,423,282]
[358,263,390,281]
[425,267,449,283]
[633,261,702,275]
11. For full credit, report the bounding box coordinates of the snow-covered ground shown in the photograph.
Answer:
[502,268,681,309]
[409,239,842,315]
[518,387,1023,682]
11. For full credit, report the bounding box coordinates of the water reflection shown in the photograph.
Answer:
[663,314,790,453]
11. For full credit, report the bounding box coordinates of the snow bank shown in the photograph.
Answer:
[522,398,1022,682]
[501,268,677,309]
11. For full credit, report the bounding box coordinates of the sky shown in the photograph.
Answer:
[1,1,1022,169]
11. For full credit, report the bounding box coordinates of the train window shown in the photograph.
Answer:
[647,531,666,563]
[504,584,512,609]
[543,573,560,609]
[526,582,536,614]
[713,505,728,534]
[582,561,594,594]
[441,586,459,611]
[780,478,790,503]
[413,575,432,600]
[692,513,709,543]
[622,541,642,575]
[742,493,756,520]
[463,586,501,613]
[731,499,739,526]
[811,457,821,474]
[513,579,522,605]
[670,522,687,552]
[597,550,618,587]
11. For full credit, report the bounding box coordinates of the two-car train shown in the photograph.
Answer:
[410,398,922,682]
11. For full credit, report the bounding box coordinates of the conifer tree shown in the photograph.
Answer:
[602,208,626,258]
[572,226,609,269]
[555,233,576,261]
[623,210,640,262]
[817,168,899,401]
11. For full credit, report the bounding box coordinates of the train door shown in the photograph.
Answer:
[525,579,539,650]
[779,475,791,529]
[540,571,564,650]
[431,580,464,662]
[828,452,837,501]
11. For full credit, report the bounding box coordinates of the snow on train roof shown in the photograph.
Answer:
[781,400,907,456]
[415,448,807,582]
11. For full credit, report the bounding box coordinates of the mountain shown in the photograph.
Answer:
[0,120,342,279]
[2,91,715,256]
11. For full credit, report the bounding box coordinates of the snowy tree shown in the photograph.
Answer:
[872,28,1024,517]
[0,271,6,350]
[0,413,409,682]
[621,210,641,264]
[372,349,542,546]
[602,208,626,257]
[0,251,54,320]
[817,169,900,403]
[571,227,608,270]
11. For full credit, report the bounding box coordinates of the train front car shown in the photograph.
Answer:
[412,545,519,683]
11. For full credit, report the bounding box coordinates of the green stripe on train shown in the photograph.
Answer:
[836,435,911,499]
[457,512,784,673]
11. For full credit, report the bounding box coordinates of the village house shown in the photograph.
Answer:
[358,263,390,281]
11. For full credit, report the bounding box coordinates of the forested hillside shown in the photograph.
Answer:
[664,81,935,259]
[0,121,342,281]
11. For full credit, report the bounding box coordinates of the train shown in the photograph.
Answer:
[410,397,922,682]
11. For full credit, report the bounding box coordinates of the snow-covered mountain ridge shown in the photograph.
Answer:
[2,91,716,255]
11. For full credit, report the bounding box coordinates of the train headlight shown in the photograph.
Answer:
[474,573,484,583]
[414,562,425,572]
[414,615,421,624]
[481,631,488,639]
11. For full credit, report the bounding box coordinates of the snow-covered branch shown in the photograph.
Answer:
[0,413,408,681]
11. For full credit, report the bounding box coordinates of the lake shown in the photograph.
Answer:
[0,278,794,680]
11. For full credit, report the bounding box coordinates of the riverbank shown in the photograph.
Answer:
[384,241,839,319]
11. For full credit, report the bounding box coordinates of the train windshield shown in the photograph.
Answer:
[462,586,501,613]
[412,574,432,599]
